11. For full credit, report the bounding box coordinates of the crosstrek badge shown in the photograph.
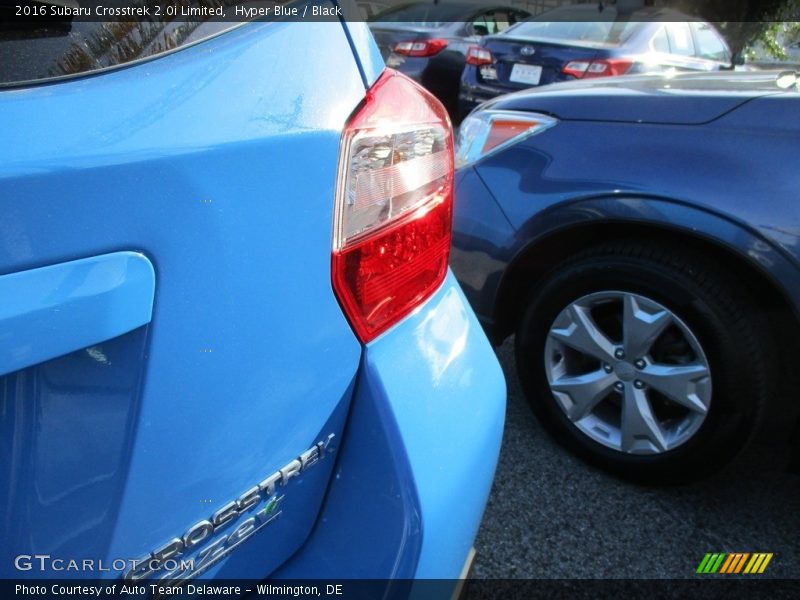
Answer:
[125,435,336,582]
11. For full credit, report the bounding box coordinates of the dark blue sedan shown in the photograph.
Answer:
[459,4,732,119]
[370,1,530,118]
[452,70,800,482]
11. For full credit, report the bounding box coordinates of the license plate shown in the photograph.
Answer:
[386,54,403,68]
[509,63,542,85]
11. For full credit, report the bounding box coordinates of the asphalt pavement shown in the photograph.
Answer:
[472,339,800,580]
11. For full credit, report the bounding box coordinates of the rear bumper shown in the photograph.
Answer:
[458,73,509,118]
[273,271,506,579]
[385,54,427,82]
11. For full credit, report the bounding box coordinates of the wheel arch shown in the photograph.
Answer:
[494,211,800,397]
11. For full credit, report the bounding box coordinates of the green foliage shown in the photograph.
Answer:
[680,0,800,59]
[746,21,800,60]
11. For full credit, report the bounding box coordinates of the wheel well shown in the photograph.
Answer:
[495,222,800,392]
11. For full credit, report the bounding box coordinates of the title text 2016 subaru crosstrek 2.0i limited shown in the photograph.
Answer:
[0,1,505,591]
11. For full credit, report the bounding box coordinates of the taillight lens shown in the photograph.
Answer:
[332,70,454,343]
[394,39,448,57]
[456,110,557,168]
[466,46,494,66]
[563,58,633,79]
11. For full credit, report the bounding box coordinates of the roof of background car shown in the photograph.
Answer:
[493,6,704,46]
[371,1,522,22]
[523,4,701,23]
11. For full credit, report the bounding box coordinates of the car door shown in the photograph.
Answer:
[664,22,722,72]
[690,21,732,69]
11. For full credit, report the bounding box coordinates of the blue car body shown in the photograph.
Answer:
[453,71,800,343]
[0,3,504,585]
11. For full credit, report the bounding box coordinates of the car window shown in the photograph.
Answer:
[691,22,729,62]
[0,7,238,87]
[491,11,512,34]
[372,3,468,26]
[470,14,494,36]
[666,22,695,57]
[469,10,514,36]
[650,27,671,53]
[506,20,639,47]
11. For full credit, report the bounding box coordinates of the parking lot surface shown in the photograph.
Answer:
[473,339,800,580]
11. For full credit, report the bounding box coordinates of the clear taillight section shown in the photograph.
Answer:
[333,69,454,343]
[456,109,557,168]
[466,46,493,66]
[563,58,633,79]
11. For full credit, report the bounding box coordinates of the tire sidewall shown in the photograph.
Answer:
[516,254,757,481]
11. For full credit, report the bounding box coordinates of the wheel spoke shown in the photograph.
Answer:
[546,290,713,456]
[639,363,710,414]
[549,304,616,363]
[621,386,667,453]
[551,369,616,421]
[622,293,672,359]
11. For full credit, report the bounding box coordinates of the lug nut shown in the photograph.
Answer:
[603,363,613,373]
[614,382,624,391]
[634,380,645,389]
[614,349,625,360]
[634,359,646,369]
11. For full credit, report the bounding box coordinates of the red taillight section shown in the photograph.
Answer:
[394,38,448,57]
[466,46,493,66]
[563,58,633,79]
[332,70,454,343]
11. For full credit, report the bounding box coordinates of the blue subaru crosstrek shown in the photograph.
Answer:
[0,1,505,588]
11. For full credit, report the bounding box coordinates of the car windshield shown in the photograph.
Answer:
[371,2,467,27]
[0,2,238,87]
[504,19,639,47]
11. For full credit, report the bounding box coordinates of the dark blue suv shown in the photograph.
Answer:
[453,69,800,483]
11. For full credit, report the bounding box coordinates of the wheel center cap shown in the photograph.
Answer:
[615,362,636,382]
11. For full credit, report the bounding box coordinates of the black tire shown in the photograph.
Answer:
[515,241,769,483]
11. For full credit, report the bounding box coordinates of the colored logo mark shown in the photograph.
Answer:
[258,496,280,519]
[696,553,773,574]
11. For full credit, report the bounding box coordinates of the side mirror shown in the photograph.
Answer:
[732,51,746,66]
[473,25,489,37]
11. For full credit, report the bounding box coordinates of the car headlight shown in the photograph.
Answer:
[456,110,558,168]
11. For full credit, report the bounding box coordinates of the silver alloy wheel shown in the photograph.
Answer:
[544,291,712,455]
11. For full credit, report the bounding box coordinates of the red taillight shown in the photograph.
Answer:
[332,70,454,343]
[394,38,448,57]
[466,46,494,66]
[562,58,633,79]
